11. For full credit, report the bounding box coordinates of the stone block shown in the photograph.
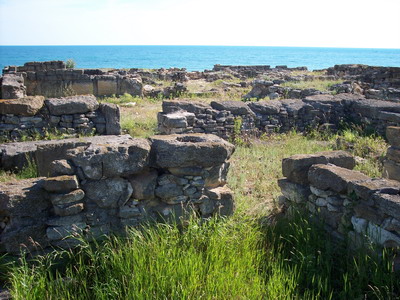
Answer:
[386,126,400,148]
[211,101,254,116]
[43,175,79,193]
[282,151,355,184]
[67,137,150,178]
[45,95,99,115]
[0,96,44,116]
[383,160,400,182]
[1,74,26,99]
[150,134,235,168]
[49,189,85,206]
[308,164,369,193]
[49,159,75,176]
[386,147,400,164]
[128,169,158,200]
[100,103,121,135]
[204,163,230,188]
[206,186,235,216]
[82,178,133,208]
[278,178,310,203]
[71,81,94,95]
[348,178,400,201]
[96,76,118,96]
[373,193,400,218]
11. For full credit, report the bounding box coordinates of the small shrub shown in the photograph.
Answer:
[65,59,76,69]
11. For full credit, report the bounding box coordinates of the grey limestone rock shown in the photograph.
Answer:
[45,95,99,116]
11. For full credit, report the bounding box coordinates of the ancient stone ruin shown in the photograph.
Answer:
[0,95,121,141]
[0,134,235,254]
[278,126,400,249]
[158,94,400,139]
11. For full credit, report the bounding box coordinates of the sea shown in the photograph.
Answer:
[0,46,399,72]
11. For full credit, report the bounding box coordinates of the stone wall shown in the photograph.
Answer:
[158,94,400,138]
[0,95,120,141]
[2,61,143,99]
[0,134,235,254]
[278,128,400,250]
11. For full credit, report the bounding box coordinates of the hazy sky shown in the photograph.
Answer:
[0,0,399,48]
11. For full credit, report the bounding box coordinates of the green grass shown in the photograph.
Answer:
[282,79,343,91]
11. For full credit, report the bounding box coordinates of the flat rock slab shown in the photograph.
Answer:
[162,100,210,114]
[45,95,99,115]
[66,137,150,178]
[282,150,355,184]
[0,96,44,116]
[211,100,254,116]
[308,164,369,194]
[150,134,235,168]
[0,135,133,173]
[348,178,400,201]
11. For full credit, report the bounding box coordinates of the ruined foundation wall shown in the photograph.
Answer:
[278,127,400,249]
[0,134,235,254]
[158,94,400,138]
[0,95,120,141]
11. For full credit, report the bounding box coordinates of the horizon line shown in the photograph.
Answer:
[1,44,400,50]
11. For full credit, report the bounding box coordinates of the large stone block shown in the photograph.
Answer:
[373,193,400,219]
[71,81,94,95]
[150,134,235,168]
[386,147,400,164]
[386,126,400,148]
[308,164,369,193]
[278,178,311,203]
[211,101,254,116]
[66,137,150,178]
[45,95,99,115]
[282,151,355,184]
[83,178,133,208]
[128,169,158,200]
[0,96,44,116]
[119,77,143,96]
[1,74,26,99]
[43,175,79,193]
[348,178,400,201]
[96,76,118,96]
[383,160,400,182]
[100,103,121,135]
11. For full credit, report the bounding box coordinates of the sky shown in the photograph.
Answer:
[0,0,399,48]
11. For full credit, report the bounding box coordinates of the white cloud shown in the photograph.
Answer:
[0,0,399,48]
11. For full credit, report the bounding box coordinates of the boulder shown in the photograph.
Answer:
[282,151,355,184]
[308,164,369,193]
[150,134,235,168]
[0,96,44,116]
[45,95,99,115]
[1,74,26,99]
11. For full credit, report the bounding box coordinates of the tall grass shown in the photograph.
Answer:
[2,132,397,299]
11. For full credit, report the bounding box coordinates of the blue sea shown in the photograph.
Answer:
[0,46,399,72]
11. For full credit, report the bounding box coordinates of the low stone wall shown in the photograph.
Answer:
[278,128,400,249]
[158,94,400,138]
[0,134,235,254]
[0,95,120,141]
[2,61,143,98]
